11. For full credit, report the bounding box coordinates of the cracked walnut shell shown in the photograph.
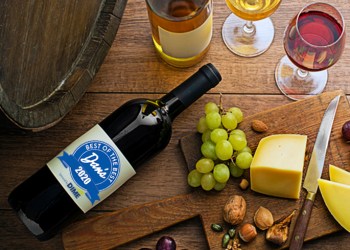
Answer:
[223,195,246,225]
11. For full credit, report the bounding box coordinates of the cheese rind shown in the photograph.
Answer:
[250,134,307,199]
[329,164,350,185]
[318,179,350,232]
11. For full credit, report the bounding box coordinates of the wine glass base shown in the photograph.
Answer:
[222,14,274,57]
[275,55,328,100]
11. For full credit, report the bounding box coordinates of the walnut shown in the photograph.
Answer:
[223,195,246,225]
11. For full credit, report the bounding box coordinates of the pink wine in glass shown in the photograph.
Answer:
[285,11,345,72]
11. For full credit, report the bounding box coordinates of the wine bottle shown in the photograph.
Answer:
[146,0,213,67]
[8,63,222,241]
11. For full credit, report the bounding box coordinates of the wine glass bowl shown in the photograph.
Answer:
[222,0,282,57]
[275,2,346,100]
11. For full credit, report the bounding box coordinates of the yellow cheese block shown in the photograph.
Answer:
[250,134,307,199]
[318,179,350,232]
[329,164,350,185]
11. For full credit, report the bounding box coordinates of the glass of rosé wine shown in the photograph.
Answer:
[275,2,345,100]
[222,0,282,57]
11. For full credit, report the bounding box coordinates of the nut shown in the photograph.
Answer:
[251,120,268,133]
[254,206,274,230]
[239,179,249,190]
[238,223,257,242]
[223,195,246,225]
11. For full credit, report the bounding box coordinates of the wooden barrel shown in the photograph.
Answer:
[0,0,127,131]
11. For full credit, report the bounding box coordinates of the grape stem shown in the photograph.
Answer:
[219,93,225,114]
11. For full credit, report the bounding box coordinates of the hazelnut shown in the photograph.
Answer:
[254,206,274,230]
[238,223,257,242]
[223,195,247,225]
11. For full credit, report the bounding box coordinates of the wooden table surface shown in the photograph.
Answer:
[1,0,350,249]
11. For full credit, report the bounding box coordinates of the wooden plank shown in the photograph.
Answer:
[61,91,350,249]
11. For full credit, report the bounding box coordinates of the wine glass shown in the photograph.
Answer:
[222,0,282,57]
[275,2,346,100]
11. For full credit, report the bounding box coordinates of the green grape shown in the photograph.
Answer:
[213,163,230,183]
[201,173,216,191]
[210,128,228,143]
[214,181,226,191]
[230,129,246,138]
[228,107,243,123]
[215,140,233,161]
[221,112,238,130]
[229,161,244,177]
[236,152,253,169]
[201,140,217,160]
[228,134,247,151]
[197,116,208,133]
[233,145,252,158]
[187,169,203,187]
[206,112,221,130]
[201,130,212,142]
[238,146,252,154]
[196,158,214,173]
[205,102,219,114]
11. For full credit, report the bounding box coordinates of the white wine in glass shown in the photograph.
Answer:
[222,0,282,57]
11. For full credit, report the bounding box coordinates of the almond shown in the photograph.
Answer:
[251,120,268,133]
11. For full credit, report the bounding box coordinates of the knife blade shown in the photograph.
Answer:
[289,95,340,250]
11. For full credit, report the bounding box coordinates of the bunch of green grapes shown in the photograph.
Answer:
[187,101,253,191]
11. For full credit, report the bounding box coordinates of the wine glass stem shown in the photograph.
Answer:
[297,68,309,78]
[243,21,255,35]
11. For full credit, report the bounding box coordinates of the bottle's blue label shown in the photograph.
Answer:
[47,125,136,213]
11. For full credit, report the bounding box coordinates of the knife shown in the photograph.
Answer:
[289,95,340,250]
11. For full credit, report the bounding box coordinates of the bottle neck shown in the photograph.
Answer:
[159,63,222,121]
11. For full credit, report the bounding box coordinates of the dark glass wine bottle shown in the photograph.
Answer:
[8,63,222,241]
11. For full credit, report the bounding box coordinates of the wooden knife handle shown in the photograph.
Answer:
[289,194,315,250]
[62,193,199,250]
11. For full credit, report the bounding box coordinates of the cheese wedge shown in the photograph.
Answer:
[318,179,350,232]
[250,134,307,199]
[329,164,350,185]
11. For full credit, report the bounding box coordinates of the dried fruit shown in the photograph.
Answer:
[251,120,268,133]
[223,195,247,225]
[254,206,274,230]
[239,178,249,190]
[342,120,350,142]
[238,223,257,242]
[266,210,296,246]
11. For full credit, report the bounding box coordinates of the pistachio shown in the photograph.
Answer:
[254,206,274,230]
[222,233,230,248]
[228,228,236,238]
[211,223,223,232]
[238,223,257,242]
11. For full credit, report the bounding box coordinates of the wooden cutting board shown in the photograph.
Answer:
[0,0,127,131]
[62,90,350,250]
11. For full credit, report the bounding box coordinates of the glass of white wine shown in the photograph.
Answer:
[222,0,282,57]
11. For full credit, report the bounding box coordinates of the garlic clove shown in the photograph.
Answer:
[254,206,274,230]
